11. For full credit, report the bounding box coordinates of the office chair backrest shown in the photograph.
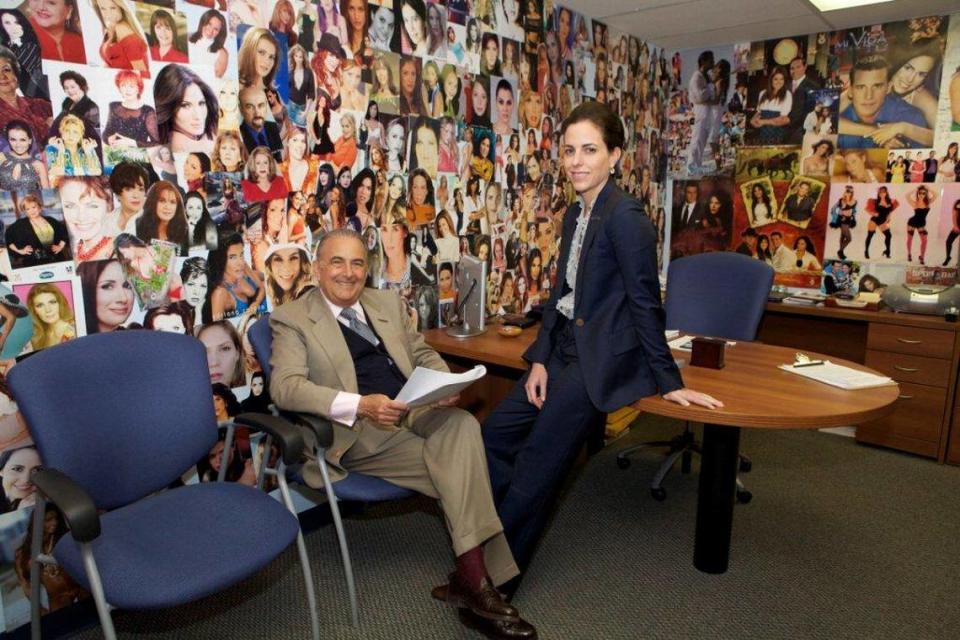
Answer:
[248,314,273,383]
[8,332,218,510]
[664,252,774,342]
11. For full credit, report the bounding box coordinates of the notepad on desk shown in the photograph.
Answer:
[778,361,895,390]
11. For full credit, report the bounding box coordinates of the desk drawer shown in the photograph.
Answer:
[866,324,953,359]
[857,382,945,447]
[865,350,951,387]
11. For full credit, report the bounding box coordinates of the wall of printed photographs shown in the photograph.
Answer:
[667,13,960,294]
[0,0,672,629]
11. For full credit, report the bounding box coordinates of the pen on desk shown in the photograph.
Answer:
[793,361,824,367]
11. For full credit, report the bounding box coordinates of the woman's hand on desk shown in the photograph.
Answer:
[525,363,548,409]
[663,388,724,409]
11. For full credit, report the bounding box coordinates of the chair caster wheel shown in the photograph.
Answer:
[651,487,666,501]
[616,457,631,470]
[736,490,752,504]
[739,459,752,473]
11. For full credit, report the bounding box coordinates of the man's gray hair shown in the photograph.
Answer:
[314,228,366,260]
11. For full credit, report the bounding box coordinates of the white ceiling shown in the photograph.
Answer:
[560,0,959,51]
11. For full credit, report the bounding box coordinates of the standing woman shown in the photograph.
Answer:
[91,0,149,77]
[481,102,721,585]
[363,101,385,149]
[27,0,86,63]
[864,185,898,260]
[188,9,228,79]
[154,63,219,155]
[942,198,960,267]
[829,185,857,260]
[905,185,937,265]
[938,142,958,183]
[6,193,70,269]
[287,44,314,126]
[438,116,459,174]
[370,55,399,113]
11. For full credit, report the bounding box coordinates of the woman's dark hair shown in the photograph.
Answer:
[189,151,212,175]
[180,256,208,282]
[408,115,439,173]
[756,234,772,262]
[189,9,227,52]
[144,300,195,334]
[813,139,835,156]
[560,101,625,151]
[136,181,189,255]
[211,383,242,417]
[793,235,815,253]
[77,259,123,334]
[365,100,378,120]
[205,232,244,315]
[154,64,219,143]
[185,191,215,247]
[59,70,88,93]
[109,161,148,194]
[408,168,435,207]
[149,9,182,51]
[351,167,376,211]
[0,10,37,49]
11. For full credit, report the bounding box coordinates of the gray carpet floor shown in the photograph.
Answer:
[63,415,960,640]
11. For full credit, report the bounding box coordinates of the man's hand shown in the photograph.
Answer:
[358,394,409,428]
[525,363,548,409]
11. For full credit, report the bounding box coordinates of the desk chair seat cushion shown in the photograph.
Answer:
[286,463,416,501]
[329,472,417,502]
[53,482,299,610]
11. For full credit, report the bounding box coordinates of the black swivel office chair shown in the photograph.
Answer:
[616,252,774,502]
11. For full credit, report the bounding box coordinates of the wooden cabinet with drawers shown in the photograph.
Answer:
[759,304,960,463]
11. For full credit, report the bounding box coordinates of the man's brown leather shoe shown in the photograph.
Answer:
[457,607,538,639]
[431,574,520,622]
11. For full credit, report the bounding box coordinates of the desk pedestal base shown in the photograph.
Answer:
[694,424,741,574]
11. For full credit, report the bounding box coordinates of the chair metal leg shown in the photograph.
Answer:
[30,498,46,640]
[276,462,321,640]
[651,447,687,490]
[317,455,359,627]
[80,544,117,640]
[616,440,676,460]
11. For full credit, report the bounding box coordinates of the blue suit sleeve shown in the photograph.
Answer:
[607,200,684,394]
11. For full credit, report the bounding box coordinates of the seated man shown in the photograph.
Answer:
[270,229,536,640]
[837,54,928,149]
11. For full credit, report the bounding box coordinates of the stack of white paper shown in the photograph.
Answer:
[778,361,895,390]
[395,366,487,407]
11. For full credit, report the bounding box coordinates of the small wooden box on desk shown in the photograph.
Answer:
[759,303,960,463]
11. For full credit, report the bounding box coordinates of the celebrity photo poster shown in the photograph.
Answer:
[666,44,740,179]
[734,147,828,288]
[832,17,947,151]
[742,32,828,148]
[932,16,960,182]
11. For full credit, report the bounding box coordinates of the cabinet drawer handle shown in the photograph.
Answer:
[896,338,922,344]
[898,394,914,400]
[893,365,919,372]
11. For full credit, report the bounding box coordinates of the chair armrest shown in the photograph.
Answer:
[30,468,101,543]
[233,413,305,465]
[280,411,334,449]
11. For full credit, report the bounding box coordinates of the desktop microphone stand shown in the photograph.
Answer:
[446,278,486,339]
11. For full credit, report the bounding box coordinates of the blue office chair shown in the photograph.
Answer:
[616,252,774,502]
[248,314,415,627]
[7,332,320,640]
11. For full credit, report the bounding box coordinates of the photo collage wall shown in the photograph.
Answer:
[0,0,671,630]
[667,13,960,294]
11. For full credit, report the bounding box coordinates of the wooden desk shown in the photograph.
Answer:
[633,341,897,573]
[426,328,898,574]
[423,327,532,422]
[759,303,960,463]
